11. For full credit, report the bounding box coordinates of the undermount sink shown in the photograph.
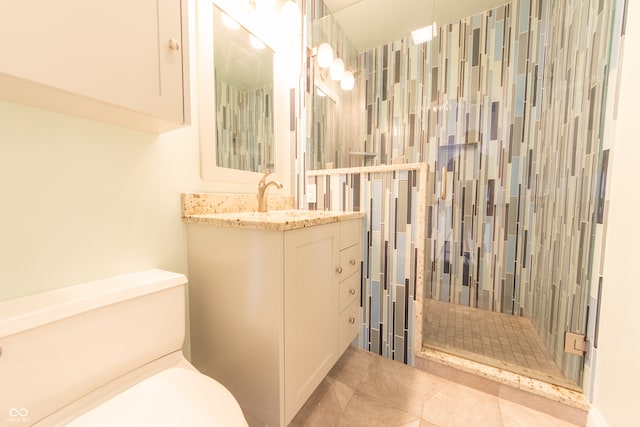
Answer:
[182,209,364,231]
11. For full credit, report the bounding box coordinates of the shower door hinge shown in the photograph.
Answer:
[564,332,589,356]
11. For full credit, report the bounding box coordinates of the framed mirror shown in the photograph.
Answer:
[197,0,286,186]
[213,6,274,172]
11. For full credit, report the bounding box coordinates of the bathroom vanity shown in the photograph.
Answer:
[184,208,363,427]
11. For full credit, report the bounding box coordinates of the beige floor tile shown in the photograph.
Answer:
[291,347,585,427]
[328,346,377,388]
[421,382,502,427]
[337,389,421,427]
[356,356,449,416]
[499,399,581,427]
[289,376,355,427]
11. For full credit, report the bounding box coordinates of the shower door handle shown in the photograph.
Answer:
[440,166,447,200]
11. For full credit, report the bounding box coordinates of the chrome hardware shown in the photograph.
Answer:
[168,39,181,51]
[349,259,356,266]
[257,169,283,212]
[336,266,343,274]
[349,288,356,295]
[349,317,356,324]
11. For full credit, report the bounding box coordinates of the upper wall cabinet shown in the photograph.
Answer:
[0,0,189,133]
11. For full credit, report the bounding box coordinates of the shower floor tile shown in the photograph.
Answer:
[422,298,569,386]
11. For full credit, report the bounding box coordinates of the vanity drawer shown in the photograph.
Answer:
[339,273,360,313]
[340,219,361,249]
[339,301,360,352]
[339,244,360,281]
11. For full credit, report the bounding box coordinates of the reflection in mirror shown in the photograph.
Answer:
[310,86,337,169]
[306,12,364,171]
[213,5,275,173]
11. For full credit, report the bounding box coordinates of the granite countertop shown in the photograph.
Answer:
[182,209,364,231]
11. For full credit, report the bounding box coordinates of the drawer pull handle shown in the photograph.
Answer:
[350,259,357,265]
[349,317,356,324]
[336,266,343,274]
[168,38,181,51]
[349,288,356,295]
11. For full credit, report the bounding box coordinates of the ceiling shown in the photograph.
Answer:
[323,0,511,52]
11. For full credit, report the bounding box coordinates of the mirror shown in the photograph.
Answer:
[197,0,286,186]
[310,86,337,169]
[212,5,274,173]
[306,12,363,171]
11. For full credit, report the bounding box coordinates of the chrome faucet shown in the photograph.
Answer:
[257,169,283,212]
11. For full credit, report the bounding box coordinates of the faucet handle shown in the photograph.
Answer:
[258,169,271,188]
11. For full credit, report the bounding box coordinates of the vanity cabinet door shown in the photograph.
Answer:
[283,223,340,424]
[0,0,187,131]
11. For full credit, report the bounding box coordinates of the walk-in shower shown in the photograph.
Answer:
[304,0,620,390]
[418,0,616,388]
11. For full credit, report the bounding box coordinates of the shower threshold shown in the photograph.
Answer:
[414,346,589,425]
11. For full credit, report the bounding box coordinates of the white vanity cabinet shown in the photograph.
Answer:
[0,0,188,133]
[186,217,362,427]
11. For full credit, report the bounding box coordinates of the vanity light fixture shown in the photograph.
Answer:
[341,69,355,91]
[330,57,345,81]
[317,43,334,68]
[411,22,437,44]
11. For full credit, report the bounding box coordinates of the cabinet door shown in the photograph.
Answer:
[284,223,339,423]
[0,0,185,123]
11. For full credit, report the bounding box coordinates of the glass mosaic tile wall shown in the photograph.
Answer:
[215,81,274,172]
[307,166,427,365]
[303,0,619,385]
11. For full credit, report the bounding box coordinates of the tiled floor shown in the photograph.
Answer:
[421,299,571,387]
[290,346,582,427]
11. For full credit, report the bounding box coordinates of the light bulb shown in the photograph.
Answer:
[341,69,355,91]
[317,43,334,69]
[330,58,345,81]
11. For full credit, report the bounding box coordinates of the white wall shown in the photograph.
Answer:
[0,1,272,302]
[0,98,222,301]
[591,1,640,426]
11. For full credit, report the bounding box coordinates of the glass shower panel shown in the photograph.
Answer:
[421,0,618,390]
[430,143,481,308]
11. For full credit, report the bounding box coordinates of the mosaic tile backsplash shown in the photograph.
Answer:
[305,0,618,385]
